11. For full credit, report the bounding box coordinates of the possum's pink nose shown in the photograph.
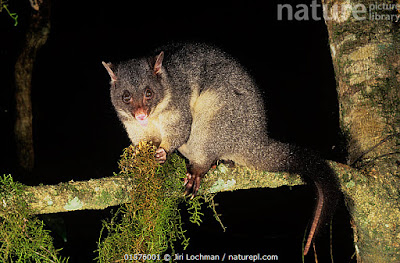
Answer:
[135,113,148,127]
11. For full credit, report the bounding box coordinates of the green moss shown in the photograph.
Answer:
[0,1,18,26]
[97,142,209,262]
[0,174,68,262]
[97,191,112,205]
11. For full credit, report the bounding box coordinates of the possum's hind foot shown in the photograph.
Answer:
[184,173,201,197]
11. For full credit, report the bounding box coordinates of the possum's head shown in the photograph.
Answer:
[102,52,167,127]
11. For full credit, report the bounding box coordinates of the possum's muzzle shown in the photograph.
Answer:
[133,108,148,127]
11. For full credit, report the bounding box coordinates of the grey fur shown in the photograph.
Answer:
[103,43,339,255]
[109,44,286,170]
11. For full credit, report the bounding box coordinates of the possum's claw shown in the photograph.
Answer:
[155,147,167,163]
[184,173,201,196]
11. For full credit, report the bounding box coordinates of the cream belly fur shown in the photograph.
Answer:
[178,88,221,165]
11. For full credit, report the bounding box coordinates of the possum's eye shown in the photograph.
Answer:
[144,88,153,99]
[122,90,131,104]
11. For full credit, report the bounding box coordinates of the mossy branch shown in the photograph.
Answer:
[1,158,357,216]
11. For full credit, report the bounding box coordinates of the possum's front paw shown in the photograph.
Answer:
[155,148,167,163]
[184,173,201,196]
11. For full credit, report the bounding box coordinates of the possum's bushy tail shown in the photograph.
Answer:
[262,140,340,255]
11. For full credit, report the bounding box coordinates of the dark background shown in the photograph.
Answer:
[1,0,353,262]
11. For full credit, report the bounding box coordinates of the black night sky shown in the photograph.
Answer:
[1,0,353,262]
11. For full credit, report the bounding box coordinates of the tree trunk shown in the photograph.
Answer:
[322,1,400,262]
[14,0,50,174]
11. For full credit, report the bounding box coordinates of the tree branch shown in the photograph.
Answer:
[1,160,357,216]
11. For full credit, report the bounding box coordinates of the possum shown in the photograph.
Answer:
[102,43,339,255]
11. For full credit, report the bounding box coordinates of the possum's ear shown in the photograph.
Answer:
[154,51,164,75]
[102,61,117,83]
